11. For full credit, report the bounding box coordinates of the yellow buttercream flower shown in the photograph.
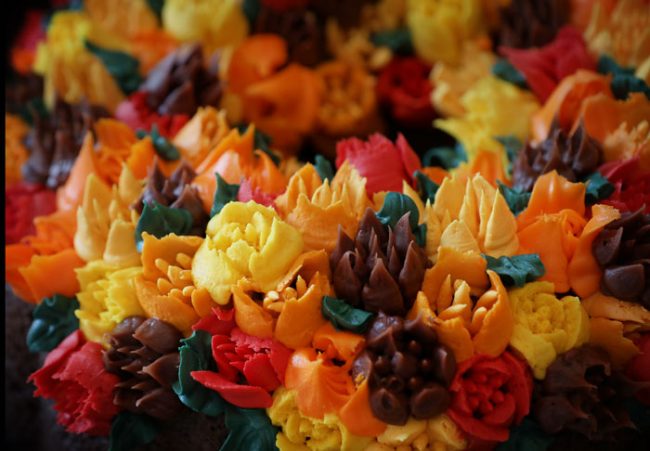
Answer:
[365,415,467,451]
[405,173,518,261]
[83,0,158,40]
[75,261,144,344]
[5,114,29,186]
[192,201,304,305]
[509,282,590,379]
[162,0,248,56]
[74,167,143,267]
[434,76,539,165]
[275,162,371,252]
[268,388,372,451]
[33,11,127,112]
[406,0,483,66]
[430,41,496,117]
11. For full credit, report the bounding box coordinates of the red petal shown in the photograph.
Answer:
[243,354,281,391]
[191,370,273,408]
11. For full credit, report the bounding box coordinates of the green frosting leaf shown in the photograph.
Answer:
[135,201,193,252]
[483,254,545,288]
[584,171,615,205]
[598,55,650,100]
[27,294,80,353]
[211,173,240,217]
[84,40,142,95]
[497,181,531,217]
[314,154,334,183]
[109,412,160,451]
[17,97,48,127]
[496,419,553,451]
[371,27,413,55]
[495,135,523,176]
[422,143,467,170]
[242,0,261,26]
[173,330,226,417]
[321,296,374,334]
[146,0,164,21]
[235,123,280,166]
[220,405,279,451]
[136,124,181,161]
[413,170,439,204]
[376,192,427,247]
[492,59,528,89]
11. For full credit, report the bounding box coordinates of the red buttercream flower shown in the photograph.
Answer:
[5,182,57,244]
[336,133,421,195]
[448,352,533,443]
[626,334,650,405]
[376,57,436,127]
[28,330,121,436]
[261,0,310,10]
[115,92,189,138]
[599,157,650,214]
[500,26,596,102]
[191,308,292,409]
[10,10,46,74]
[237,178,279,208]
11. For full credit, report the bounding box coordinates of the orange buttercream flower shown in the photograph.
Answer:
[5,114,29,186]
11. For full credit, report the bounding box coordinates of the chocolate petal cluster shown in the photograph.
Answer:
[512,121,602,192]
[497,0,570,49]
[330,208,430,316]
[134,162,209,236]
[103,316,184,421]
[533,345,638,446]
[352,312,456,425]
[255,6,325,67]
[140,44,222,116]
[592,209,650,308]
[23,97,110,189]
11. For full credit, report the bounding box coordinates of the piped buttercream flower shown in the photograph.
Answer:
[192,201,304,305]
[508,281,590,379]
[75,261,145,345]
[275,162,371,252]
[365,415,468,451]
[74,167,142,267]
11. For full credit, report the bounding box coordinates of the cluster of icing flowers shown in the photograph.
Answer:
[4,1,650,450]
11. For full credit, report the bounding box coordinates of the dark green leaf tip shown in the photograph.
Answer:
[235,123,280,166]
[27,294,80,353]
[321,296,374,334]
[138,124,181,161]
[109,412,160,451]
[211,173,240,217]
[371,27,413,55]
[497,181,531,217]
[314,155,334,183]
[597,55,650,100]
[220,405,279,451]
[483,254,545,287]
[414,170,439,204]
[492,59,528,89]
[135,200,193,252]
[584,171,615,205]
[422,143,467,170]
[376,192,427,247]
[84,40,142,95]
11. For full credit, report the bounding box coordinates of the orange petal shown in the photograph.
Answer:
[231,284,275,339]
[135,276,199,336]
[312,322,365,364]
[339,380,387,437]
[472,270,513,357]
[57,132,97,211]
[19,249,85,302]
[422,247,489,302]
[517,171,586,227]
[227,34,288,95]
[577,92,650,144]
[589,317,640,368]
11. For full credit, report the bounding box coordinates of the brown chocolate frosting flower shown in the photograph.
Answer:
[533,345,638,447]
[330,208,430,316]
[497,0,570,49]
[352,312,456,425]
[134,162,209,236]
[512,121,602,192]
[255,6,325,67]
[140,44,222,117]
[592,208,650,308]
[103,316,184,421]
[23,97,110,189]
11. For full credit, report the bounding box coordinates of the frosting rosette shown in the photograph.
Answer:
[74,168,142,267]
[411,250,513,362]
[508,281,590,379]
[28,330,120,435]
[268,387,373,451]
[336,133,421,195]
[192,201,304,305]
[448,351,533,443]
[406,0,482,66]
[33,11,128,112]
[172,107,231,169]
[435,76,539,166]
[74,261,145,344]
[600,158,650,214]
[365,415,468,451]
[5,182,56,245]
[162,0,248,55]
[275,162,370,252]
